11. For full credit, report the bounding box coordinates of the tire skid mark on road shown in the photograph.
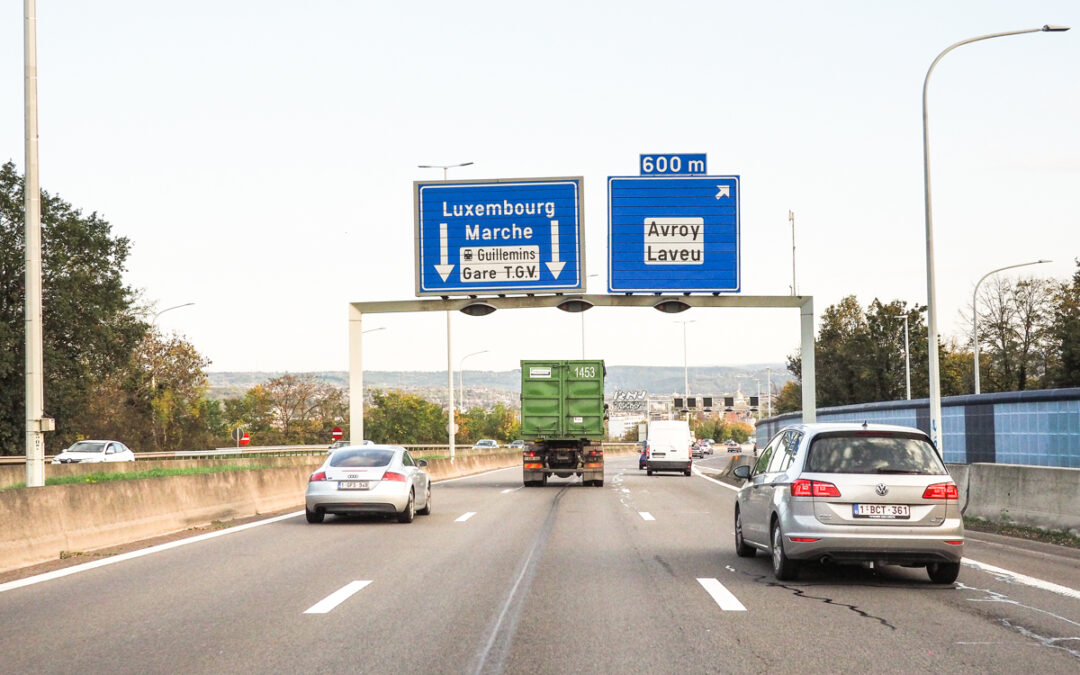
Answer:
[470,486,567,675]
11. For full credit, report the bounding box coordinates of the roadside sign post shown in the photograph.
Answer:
[414,177,585,296]
[239,432,250,447]
[331,427,343,442]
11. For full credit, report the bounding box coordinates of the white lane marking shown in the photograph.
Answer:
[639,511,655,521]
[698,577,747,611]
[456,512,477,522]
[303,580,372,614]
[0,510,304,594]
[500,487,523,494]
[963,558,1080,600]
[692,465,739,492]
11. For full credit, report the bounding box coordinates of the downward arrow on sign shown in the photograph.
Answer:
[435,222,454,281]
[545,219,565,278]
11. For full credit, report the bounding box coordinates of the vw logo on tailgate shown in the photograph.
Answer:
[875,483,889,496]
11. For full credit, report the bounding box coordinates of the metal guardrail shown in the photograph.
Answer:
[0,441,640,465]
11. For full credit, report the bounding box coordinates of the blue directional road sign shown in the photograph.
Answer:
[607,175,740,293]
[414,177,584,296]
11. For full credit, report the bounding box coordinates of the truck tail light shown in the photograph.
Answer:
[585,462,601,468]
[524,463,543,469]
[309,471,326,482]
[922,482,959,500]
[382,471,407,483]
[790,479,841,498]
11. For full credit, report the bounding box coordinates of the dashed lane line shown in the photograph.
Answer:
[303,580,372,614]
[698,577,747,611]
[639,512,655,521]
[500,487,524,494]
[456,512,477,522]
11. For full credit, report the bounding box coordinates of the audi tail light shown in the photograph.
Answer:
[382,471,407,483]
[309,471,327,482]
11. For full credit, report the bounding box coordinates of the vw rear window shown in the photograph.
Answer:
[806,433,946,475]
[330,449,395,468]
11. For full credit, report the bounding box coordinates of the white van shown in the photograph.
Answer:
[646,420,693,476]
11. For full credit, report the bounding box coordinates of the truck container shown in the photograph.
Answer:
[520,360,607,487]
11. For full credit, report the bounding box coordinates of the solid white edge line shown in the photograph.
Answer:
[456,512,477,522]
[1,463,519,593]
[639,511,655,521]
[692,464,740,491]
[962,558,1080,600]
[0,510,304,594]
[303,580,372,614]
[697,577,747,611]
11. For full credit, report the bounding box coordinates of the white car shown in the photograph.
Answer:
[305,445,431,524]
[51,440,136,464]
[472,439,500,450]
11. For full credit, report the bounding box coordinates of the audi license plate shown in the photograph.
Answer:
[338,481,370,490]
[853,504,910,519]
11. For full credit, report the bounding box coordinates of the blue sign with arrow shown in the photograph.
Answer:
[607,175,740,293]
[414,178,584,296]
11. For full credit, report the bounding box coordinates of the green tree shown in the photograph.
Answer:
[1049,259,1080,387]
[364,389,447,444]
[775,381,802,414]
[0,161,145,453]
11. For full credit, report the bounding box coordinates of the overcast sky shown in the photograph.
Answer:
[3,1,1077,376]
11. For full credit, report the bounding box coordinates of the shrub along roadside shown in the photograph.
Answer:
[1,465,269,491]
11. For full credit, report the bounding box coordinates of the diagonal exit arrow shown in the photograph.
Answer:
[435,222,454,281]
[545,219,565,278]
[715,185,731,199]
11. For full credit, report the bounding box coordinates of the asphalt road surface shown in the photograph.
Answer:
[3,453,1079,674]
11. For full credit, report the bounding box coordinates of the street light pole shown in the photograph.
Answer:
[972,259,1052,394]
[678,320,695,402]
[149,302,195,391]
[419,162,474,461]
[921,24,1068,450]
[24,0,46,487]
[458,349,489,413]
[903,315,911,401]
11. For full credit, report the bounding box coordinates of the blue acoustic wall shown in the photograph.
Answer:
[755,387,1080,468]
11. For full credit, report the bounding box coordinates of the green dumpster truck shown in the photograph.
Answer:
[520,360,607,487]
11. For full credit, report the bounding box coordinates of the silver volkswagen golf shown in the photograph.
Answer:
[732,423,964,583]
[305,445,431,524]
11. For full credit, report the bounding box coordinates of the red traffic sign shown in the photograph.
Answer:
[239,432,250,447]
[331,427,344,441]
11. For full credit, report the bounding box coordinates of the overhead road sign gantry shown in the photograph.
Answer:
[607,175,740,294]
[414,177,584,297]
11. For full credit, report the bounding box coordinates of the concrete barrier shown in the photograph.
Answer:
[950,463,1080,536]
[0,451,524,573]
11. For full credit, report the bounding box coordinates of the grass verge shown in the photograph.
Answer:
[1,464,270,491]
[963,516,1080,550]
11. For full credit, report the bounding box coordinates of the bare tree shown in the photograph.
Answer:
[974,275,1054,392]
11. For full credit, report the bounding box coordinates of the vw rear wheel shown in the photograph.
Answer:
[927,562,960,584]
[771,522,799,581]
[735,508,755,558]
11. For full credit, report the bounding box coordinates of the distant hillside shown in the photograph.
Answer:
[207,365,790,400]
